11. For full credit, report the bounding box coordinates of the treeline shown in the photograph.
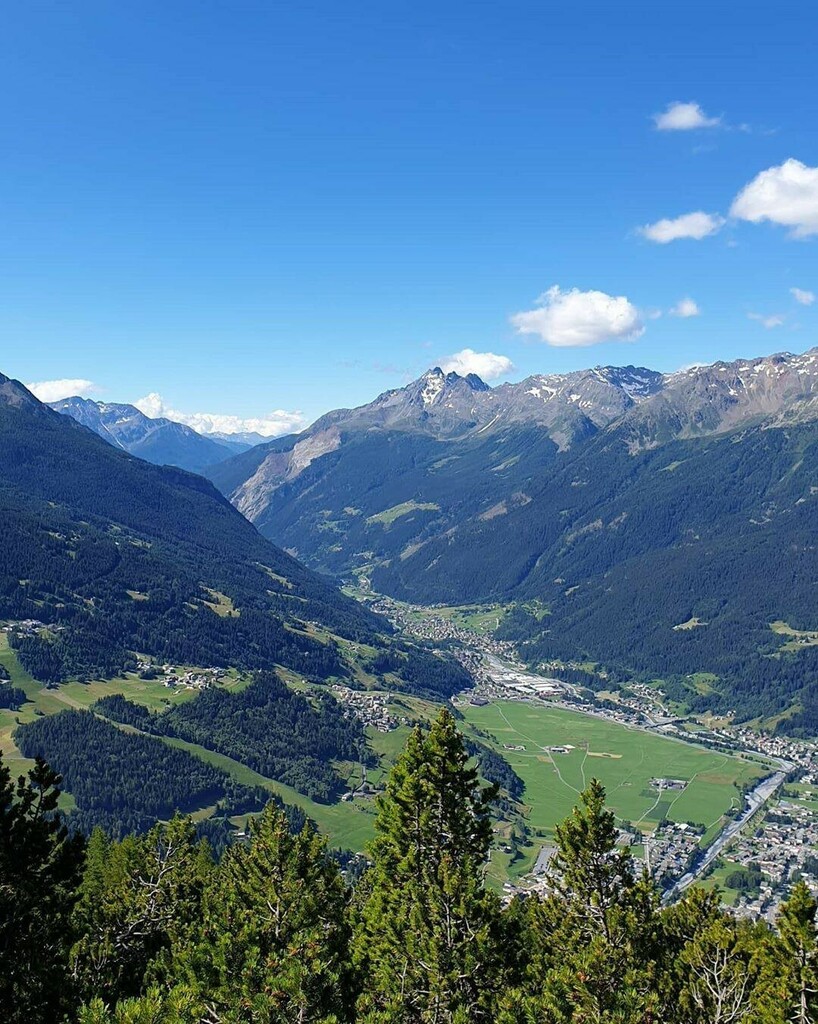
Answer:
[93,671,367,803]
[14,709,273,837]
[5,710,818,1024]
[466,737,525,801]
[0,675,26,709]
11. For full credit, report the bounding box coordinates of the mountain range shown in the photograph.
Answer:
[48,396,254,474]
[0,373,465,699]
[207,348,818,731]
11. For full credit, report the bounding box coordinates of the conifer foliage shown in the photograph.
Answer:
[2,715,818,1024]
[0,756,85,1023]
[354,708,502,1023]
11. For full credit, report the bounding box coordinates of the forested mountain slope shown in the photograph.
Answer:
[0,373,464,696]
[208,349,818,728]
[211,349,818,584]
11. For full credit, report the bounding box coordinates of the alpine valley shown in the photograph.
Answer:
[6,346,818,867]
[207,348,818,733]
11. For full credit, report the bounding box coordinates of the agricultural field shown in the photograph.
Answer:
[460,700,764,849]
[366,500,440,526]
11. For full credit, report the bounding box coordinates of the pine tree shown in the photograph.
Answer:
[0,753,85,1023]
[498,780,662,1023]
[551,778,637,934]
[678,915,755,1024]
[354,708,502,1023]
[70,815,211,1004]
[77,985,205,1023]
[655,885,726,1021]
[185,801,353,1023]
[757,882,818,1024]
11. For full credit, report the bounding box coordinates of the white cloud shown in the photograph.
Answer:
[440,348,514,381]
[669,298,700,318]
[748,312,785,329]
[653,101,721,131]
[639,211,725,244]
[731,159,818,238]
[790,287,815,306]
[511,286,644,348]
[26,378,98,403]
[135,393,306,438]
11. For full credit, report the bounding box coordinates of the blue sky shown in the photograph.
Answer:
[3,1,818,434]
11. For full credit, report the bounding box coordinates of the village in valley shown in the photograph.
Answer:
[359,595,818,920]
[6,602,818,921]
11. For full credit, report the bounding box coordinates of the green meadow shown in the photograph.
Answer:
[2,629,766,866]
[460,700,764,845]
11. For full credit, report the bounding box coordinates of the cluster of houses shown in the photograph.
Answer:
[330,685,399,732]
[650,778,688,792]
[156,664,227,690]
[2,618,66,637]
[368,596,518,664]
[726,797,818,921]
[643,821,701,886]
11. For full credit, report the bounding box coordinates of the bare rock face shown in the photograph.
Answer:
[232,448,293,520]
[233,428,341,520]
[308,368,492,439]
[219,363,670,513]
[490,365,665,448]
[0,374,49,413]
[621,349,818,451]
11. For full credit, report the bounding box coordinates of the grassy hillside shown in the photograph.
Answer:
[0,374,471,698]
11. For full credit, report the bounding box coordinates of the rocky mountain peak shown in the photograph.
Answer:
[410,367,489,405]
[48,396,245,473]
[0,374,49,413]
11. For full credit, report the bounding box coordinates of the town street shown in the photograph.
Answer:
[663,767,792,902]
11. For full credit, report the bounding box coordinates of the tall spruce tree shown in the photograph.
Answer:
[354,708,502,1024]
[0,752,85,1023]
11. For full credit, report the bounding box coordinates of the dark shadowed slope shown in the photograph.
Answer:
[0,372,385,683]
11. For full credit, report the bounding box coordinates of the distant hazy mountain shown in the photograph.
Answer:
[49,396,253,473]
[208,349,818,731]
[209,428,271,448]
